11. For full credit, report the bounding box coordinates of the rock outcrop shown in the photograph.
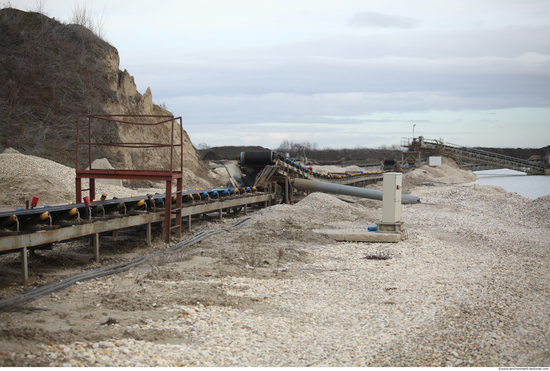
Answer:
[101,47,208,177]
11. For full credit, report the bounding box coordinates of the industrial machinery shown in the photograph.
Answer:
[234,150,420,205]
[1,144,420,286]
[402,137,550,175]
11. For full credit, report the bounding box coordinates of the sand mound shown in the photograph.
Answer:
[0,153,76,206]
[241,192,378,232]
[2,147,20,154]
[403,157,477,186]
[0,153,215,208]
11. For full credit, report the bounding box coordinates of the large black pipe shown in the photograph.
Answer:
[291,178,421,204]
[239,151,276,166]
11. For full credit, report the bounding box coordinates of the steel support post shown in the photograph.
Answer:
[76,177,82,203]
[89,178,96,202]
[187,215,191,231]
[93,233,99,263]
[219,209,222,220]
[146,223,151,246]
[285,177,289,204]
[174,177,183,239]
[164,180,172,243]
[20,247,28,286]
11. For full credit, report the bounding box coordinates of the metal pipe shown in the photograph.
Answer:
[291,178,421,204]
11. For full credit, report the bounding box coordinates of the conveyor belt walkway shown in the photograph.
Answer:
[403,137,549,175]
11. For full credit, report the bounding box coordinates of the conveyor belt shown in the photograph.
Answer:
[0,186,260,222]
[406,138,548,175]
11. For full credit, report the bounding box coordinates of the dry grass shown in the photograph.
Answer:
[239,246,263,268]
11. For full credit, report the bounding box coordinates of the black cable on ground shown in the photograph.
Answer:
[0,215,253,313]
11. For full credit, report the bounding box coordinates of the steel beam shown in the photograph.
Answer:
[0,193,273,253]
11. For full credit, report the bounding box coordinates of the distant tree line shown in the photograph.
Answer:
[197,140,546,165]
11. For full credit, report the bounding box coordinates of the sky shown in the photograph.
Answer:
[11,0,550,149]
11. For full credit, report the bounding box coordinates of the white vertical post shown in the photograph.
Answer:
[382,173,402,223]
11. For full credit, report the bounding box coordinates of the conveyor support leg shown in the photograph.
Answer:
[164,180,172,243]
[93,233,99,263]
[21,247,28,286]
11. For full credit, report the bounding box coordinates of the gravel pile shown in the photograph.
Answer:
[0,153,215,209]
[403,157,478,186]
[240,192,379,232]
[2,183,548,366]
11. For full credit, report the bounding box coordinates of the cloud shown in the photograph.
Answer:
[140,50,550,111]
[167,89,548,129]
[129,25,550,101]
[348,11,419,29]
[124,24,550,149]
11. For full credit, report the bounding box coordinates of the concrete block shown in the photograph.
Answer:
[377,221,405,233]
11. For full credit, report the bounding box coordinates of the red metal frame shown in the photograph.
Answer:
[75,114,184,242]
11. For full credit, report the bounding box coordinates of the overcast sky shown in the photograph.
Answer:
[13,0,550,149]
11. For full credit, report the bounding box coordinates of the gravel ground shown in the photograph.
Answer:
[1,183,548,367]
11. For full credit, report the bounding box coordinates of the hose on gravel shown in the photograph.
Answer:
[0,215,253,313]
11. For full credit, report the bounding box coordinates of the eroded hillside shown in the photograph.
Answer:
[0,8,209,180]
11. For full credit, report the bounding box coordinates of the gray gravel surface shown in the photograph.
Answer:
[1,184,549,366]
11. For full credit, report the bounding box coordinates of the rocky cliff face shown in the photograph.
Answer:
[100,48,207,176]
[0,8,210,181]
